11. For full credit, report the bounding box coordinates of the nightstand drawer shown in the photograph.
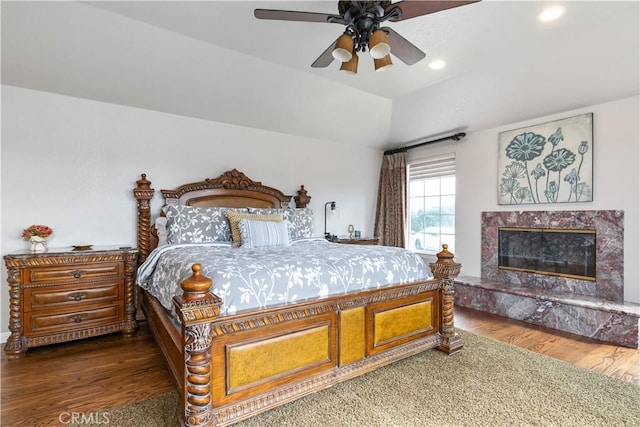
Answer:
[26,262,123,284]
[25,304,123,335]
[25,280,122,312]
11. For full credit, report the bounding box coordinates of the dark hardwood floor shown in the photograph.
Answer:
[1,326,175,427]
[455,307,640,385]
[2,307,638,426]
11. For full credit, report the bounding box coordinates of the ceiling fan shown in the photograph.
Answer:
[255,1,479,73]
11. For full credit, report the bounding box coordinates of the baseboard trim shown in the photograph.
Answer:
[1,332,10,344]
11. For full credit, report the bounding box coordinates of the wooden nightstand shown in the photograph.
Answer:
[334,237,379,245]
[3,246,138,359]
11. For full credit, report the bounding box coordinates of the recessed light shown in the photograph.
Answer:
[429,59,446,70]
[538,6,566,22]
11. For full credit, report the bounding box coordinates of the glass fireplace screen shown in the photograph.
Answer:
[498,227,596,281]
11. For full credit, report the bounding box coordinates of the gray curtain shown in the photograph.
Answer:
[374,152,407,247]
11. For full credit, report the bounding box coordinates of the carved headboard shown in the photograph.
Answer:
[133,169,311,263]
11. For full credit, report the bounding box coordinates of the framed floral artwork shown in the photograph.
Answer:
[498,113,593,205]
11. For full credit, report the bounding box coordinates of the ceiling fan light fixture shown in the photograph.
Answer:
[374,54,393,72]
[255,1,478,73]
[332,34,354,62]
[369,29,391,59]
[340,52,359,75]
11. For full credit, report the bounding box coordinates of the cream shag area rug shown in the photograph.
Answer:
[81,330,640,427]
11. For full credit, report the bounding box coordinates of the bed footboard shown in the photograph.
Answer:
[170,247,462,427]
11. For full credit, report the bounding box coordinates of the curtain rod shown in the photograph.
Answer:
[383,132,466,155]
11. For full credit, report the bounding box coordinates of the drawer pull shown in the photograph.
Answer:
[69,315,84,324]
[69,292,86,302]
[70,270,85,279]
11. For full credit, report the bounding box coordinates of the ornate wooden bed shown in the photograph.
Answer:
[133,169,463,427]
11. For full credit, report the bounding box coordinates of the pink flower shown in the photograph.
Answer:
[22,225,54,240]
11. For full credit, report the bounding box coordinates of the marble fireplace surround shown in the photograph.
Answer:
[455,210,640,348]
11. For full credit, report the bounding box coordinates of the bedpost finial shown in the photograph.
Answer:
[192,263,203,277]
[436,244,454,264]
[428,244,461,279]
[181,263,213,296]
[295,185,311,208]
[136,173,152,190]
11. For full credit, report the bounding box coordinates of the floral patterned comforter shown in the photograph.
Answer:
[137,238,432,316]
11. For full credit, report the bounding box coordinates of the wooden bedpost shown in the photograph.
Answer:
[174,264,222,427]
[294,185,311,208]
[133,173,155,264]
[429,244,464,355]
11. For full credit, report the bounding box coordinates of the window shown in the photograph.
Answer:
[407,154,456,254]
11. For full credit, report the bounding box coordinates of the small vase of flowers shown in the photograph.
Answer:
[22,225,54,252]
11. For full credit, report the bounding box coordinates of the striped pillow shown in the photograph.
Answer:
[238,219,290,248]
[225,211,283,247]
[248,207,314,240]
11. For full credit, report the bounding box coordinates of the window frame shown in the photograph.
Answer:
[406,153,456,255]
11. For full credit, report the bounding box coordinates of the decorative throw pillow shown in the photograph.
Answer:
[248,208,314,240]
[225,211,284,247]
[238,219,290,248]
[286,208,314,240]
[165,205,247,244]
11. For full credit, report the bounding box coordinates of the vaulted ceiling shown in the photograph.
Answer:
[2,1,638,150]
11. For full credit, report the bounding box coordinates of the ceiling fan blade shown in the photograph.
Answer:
[383,27,426,65]
[254,9,340,23]
[311,40,337,68]
[385,1,480,22]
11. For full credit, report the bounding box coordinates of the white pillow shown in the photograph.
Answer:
[247,208,314,240]
[238,219,290,248]
[155,216,168,246]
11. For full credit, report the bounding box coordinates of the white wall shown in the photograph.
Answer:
[0,85,383,335]
[3,87,637,340]
[408,96,640,304]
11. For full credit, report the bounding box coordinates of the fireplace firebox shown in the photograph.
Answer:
[498,227,596,281]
